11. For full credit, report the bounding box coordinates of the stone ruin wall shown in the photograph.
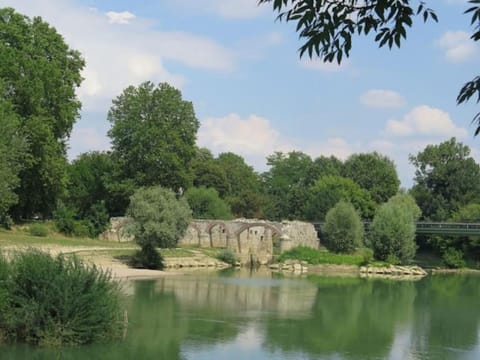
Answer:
[101,218,320,265]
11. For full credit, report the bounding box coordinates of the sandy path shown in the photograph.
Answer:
[0,244,185,279]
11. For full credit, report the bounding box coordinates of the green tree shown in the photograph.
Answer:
[305,175,375,221]
[409,138,480,221]
[323,201,364,253]
[216,152,263,218]
[0,94,26,224]
[191,148,230,197]
[259,0,480,134]
[369,193,421,264]
[311,155,343,179]
[343,152,399,204]
[262,151,316,220]
[66,152,114,216]
[184,187,233,220]
[108,82,199,192]
[437,203,480,262]
[0,8,84,219]
[126,186,192,269]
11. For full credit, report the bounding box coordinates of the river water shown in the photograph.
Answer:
[3,269,480,359]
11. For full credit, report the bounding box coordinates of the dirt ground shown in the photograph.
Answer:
[0,244,186,279]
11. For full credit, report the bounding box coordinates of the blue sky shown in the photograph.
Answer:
[2,0,479,187]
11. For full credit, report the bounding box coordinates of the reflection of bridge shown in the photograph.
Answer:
[313,222,480,236]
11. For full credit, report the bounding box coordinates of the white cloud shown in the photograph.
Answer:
[306,138,353,160]
[1,0,234,112]
[385,105,467,138]
[198,113,291,157]
[68,127,111,159]
[300,58,348,72]
[168,0,267,19]
[197,113,355,169]
[436,30,478,63]
[360,89,406,108]
[106,11,136,24]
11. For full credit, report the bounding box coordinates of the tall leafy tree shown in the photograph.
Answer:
[259,0,480,134]
[0,93,26,223]
[262,151,315,220]
[343,152,400,204]
[216,152,263,218]
[304,175,375,221]
[191,148,230,197]
[108,82,199,192]
[0,8,85,218]
[409,138,480,221]
[66,151,114,217]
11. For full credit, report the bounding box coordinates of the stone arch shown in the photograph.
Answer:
[206,221,230,248]
[234,223,282,255]
[182,223,202,246]
[234,223,281,239]
[205,221,231,237]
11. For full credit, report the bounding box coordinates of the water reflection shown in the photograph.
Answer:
[2,271,480,359]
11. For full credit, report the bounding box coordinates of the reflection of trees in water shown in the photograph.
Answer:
[413,275,480,359]
[263,276,417,359]
[4,274,480,359]
[264,275,480,360]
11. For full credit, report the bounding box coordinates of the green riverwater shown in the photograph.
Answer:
[3,269,480,360]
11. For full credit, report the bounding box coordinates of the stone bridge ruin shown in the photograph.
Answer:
[180,219,319,265]
[101,218,319,265]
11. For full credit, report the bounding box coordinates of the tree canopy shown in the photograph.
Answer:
[0,8,85,218]
[342,152,399,204]
[259,0,480,134]
[108,82,199,192]
[409,138,480,221]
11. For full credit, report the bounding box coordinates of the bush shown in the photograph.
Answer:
[1,215,13,230]
[53,204,76,235]
[85,201,110,238]
[277,246,366,266]
[29,223,48,237]
[361,248,374,265]
[322,201,364,253]
[72,220,91,237]
[126,186,192,269]
[216,249,237,265]
[369,194,421,264]
[184,186,232,220]
[442,248,466,269]
[129,243,164,270]
[0,250,122,346]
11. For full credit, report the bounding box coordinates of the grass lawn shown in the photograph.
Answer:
[0,224,129,248]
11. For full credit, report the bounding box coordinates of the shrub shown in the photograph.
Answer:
[1,215,13,230]
[184,186,233,220]
[0,250,122,346]
[216,249,237,265]
[369,194,421,264]
[322,201,364,253]
[277,246,365,266]
[129,243,164,270]
[126,186,192,269]
[361,248,374,265]
[53,204,76,235]
[442,248,466,269]
[29,223,48,237]
[85,201,110,238]
[73,220,91,238]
